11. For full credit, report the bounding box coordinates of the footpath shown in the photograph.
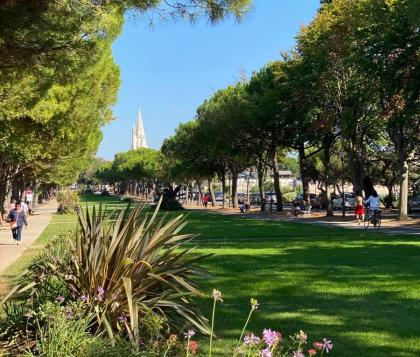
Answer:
[0,200,58,275]
[186,205,420,236]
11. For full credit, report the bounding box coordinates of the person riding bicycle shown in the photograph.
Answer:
[365,190,382,223]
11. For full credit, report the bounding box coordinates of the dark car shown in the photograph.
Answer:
[408,194,420,213]
[293,193,322,209]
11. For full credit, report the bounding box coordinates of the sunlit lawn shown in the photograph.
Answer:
[3,194,420,356]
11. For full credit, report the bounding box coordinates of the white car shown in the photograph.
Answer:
[332,193,356,210]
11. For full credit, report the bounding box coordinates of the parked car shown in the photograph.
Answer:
[251,192,261,205]
[214,191,224,202]
[237,192,246,204]
[408,194,420,213]
[332,192,356,210]
[265,192,277,204]
[293,193,322,209]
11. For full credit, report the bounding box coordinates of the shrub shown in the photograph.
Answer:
[4,201,210,351]
[57,190,80,214]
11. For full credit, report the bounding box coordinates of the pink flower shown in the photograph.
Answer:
[243,333,261,345]
[188,340,198,354]
[262,329,281,347]
[184,329,195,339]
[293,351,305,357]
[313,341,323,351]
[97,286,105,301]
[56,295,65,303]
[322,338,333,353]
[260,348,271,357]
[308,349,317,356]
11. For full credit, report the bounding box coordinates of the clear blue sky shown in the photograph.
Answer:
[97,0,320,160]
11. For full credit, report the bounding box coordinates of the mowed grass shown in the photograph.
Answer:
[3,195,420,356]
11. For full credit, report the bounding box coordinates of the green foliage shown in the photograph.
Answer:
[4,201,211,351]
[57,190,81,214]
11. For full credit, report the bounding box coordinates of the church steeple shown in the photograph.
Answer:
[132,107,148,149]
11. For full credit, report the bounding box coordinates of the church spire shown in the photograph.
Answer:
[132,107,148,149]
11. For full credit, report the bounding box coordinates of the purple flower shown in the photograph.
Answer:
[117,315,127,323]
[65,307,74,320]
[322,338,333,353]
[262,329,281,347]
[243,333,261,345]
[184,329,196,339]
[56,295,65,303]
[293,351,305,357]
[260,348,271,357]
[80,295,88,302]
[97,286,105,301]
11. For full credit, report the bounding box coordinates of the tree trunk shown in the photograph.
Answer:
[0,177,8,214]
[298,144,310,203]
[257,164,265,212]
[398,156,409,220]
[32,181,39,211]
[386,184,394,209]
[272,152,283,212]
[208,178,216,207]
[11,176,20,201]
[221,172,226,209]
[196,180,202,206]
[185,183,189,207]
[231,168,238,209]
[323,139,334,217]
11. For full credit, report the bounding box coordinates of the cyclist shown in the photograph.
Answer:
[365,190,382,225]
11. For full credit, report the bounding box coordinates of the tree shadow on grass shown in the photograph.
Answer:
[193,237,420,357]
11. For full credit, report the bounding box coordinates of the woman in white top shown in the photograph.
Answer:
[365,190,381,211]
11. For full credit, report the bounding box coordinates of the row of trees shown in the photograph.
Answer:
[0,0,251,212]
[160,0,419,219]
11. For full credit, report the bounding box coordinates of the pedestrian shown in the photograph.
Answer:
[9,198,16,213]
[355,191,365,225]
[20,199,29,215]
[202,193,209,208]
[7,202,28,245]
[25,188,34,213]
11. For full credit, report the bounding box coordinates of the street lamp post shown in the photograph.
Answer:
[339,151,346,218]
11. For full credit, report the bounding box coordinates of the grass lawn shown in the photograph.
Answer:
[3,194,420,356]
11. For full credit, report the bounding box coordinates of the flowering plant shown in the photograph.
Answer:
[163,290,333,357]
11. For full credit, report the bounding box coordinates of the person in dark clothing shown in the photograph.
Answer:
[7,202,28,245]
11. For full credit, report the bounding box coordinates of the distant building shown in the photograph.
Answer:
[132,108,148,149]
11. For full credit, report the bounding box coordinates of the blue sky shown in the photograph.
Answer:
[97,0,320,160]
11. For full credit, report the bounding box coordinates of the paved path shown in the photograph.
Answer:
[0,200,58,274]
[188,206,420,236]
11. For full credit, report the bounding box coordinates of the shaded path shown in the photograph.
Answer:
[0,200,58,274]
[187,206,420,235]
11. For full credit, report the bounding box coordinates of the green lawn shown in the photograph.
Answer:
[3,195,420,356]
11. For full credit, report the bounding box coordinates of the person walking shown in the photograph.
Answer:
[202,193,209,208]
[20,199,29,216]
[7,202,28,245]
[355,191,365,225]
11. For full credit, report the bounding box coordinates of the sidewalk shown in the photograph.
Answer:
[0,200,58,274]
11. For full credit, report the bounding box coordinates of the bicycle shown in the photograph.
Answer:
[364,207,382,229]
